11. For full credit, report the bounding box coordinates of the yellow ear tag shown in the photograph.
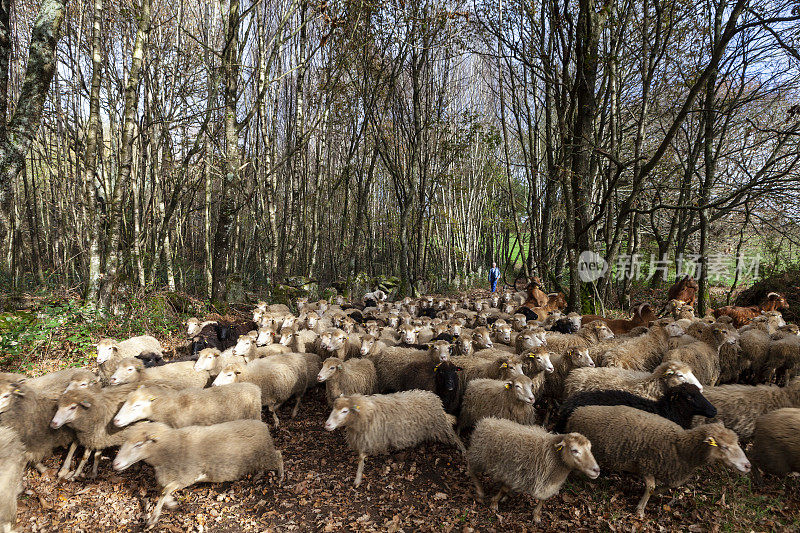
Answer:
[504,383,511,390]
[556,444,563,451]
[353,405,360,411]
[434,363,441,371]
[665,370,674,375]
[149,397,156,402]
[707,437,718,447]
[500,363,507,368]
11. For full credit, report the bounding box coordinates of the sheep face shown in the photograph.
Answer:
[232,338,255,358]
[194,348,222,372]
[434,362,461,391]
[278,328,295,347]
[51,391,93,428]
[473,328,493,349]
[0,380,23,413]
[493,324,513,344]
[109,361,143,385]
[511,315,527,331]
[324,330,349,351]
[665,322,685,338]
[253,309,265,322]
[567,313,582,331]
[96,339,119,364]
[113,435,155,471]
[666,384,717,419]
[296,297,309,311]
[490,295,500,308]
[557,433,600,479]
[449,320,464,336]
[318,358,343,382]
[569,348,595,368]
[710,324,739,347]
[114,389,154,427]
[454,336,473,356]
[256,328,275,346]
[324,397,357,430]
[525,349,555,373]
[186,318,202,337]
[65,372,100,393]
[591,322,615,341]
[212,364,244,387]
[429,341,452,362]
[360,336,378,357]
[317,300,330,314]
[498,359,524,379]
[702,426,750,473]
[548,293,568,311]
[659,362,703,391]
[508,376,535,404]
[396,324,416,345]
[502,303,515,314]
[387,315,400,329]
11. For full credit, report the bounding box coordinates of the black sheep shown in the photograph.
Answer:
[516,307,541,322]
[418,307,438,319]
[433,332,458,343]
[135,351,166,367]
[433,360,463,415]
[550,317,578,334]
[553,383,717,433]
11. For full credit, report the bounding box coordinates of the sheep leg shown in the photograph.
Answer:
[532,499,545,524]
[275,451,285,485]
[2,521,10,533]
[147,482,181,529]
[751,467,764,487]
[467,466,485,501]
[490,485,509,512]
[354,453,367,487]
[71,447,92,479]
[58,442,78,479]
[90,449,102,479]
[636,475,656,518]
[449,430,467,455]
[291,394,303,418]
[34,462,47,474]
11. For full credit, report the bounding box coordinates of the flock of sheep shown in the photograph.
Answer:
[1,279,799,530]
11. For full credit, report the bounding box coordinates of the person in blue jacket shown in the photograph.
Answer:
[488,262,501,293]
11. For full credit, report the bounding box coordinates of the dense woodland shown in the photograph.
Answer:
[1,0,799,312]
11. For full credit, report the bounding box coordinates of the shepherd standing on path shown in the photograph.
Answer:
[489,262,501,293]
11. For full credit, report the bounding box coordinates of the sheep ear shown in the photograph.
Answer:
[147,434,159,442]
[665,369,675,375]
[12,384,25,396]
[554,440,565,451]
[705,436,718,447]
[500,362,508,368]
[337,364,343,370]
[353,405,360,411]
[80,400,92,408]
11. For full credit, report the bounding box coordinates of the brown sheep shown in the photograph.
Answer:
[567,405,749,517]
[713,292,790,328]
[324,391,465,487]
[582,304,657,335]
[667,275,699,307]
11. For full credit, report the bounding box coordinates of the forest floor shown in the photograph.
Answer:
[3,290,800,532]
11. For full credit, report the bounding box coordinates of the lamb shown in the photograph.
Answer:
[553,383,717,433]
[192,347,246,376]
[108,358,210,389]
[51,385,142,479]
[543,320,615,354]
[97,335,163,380]
[324,391,465,487]
[713,292,789,328]
[748,408,800,479]
[564,360,703,400]
[112,383,262,428]
[582,304,657,335]
[112,419,283,528]
[566,405,750,517]
[0,427,25,533]
[317,357,378,406]
[458,374,537,431]
[0,376,75,475]
[466,417,599,522]
[661,322,738,385]
[212,354,308,427]
[693,379,800,441]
